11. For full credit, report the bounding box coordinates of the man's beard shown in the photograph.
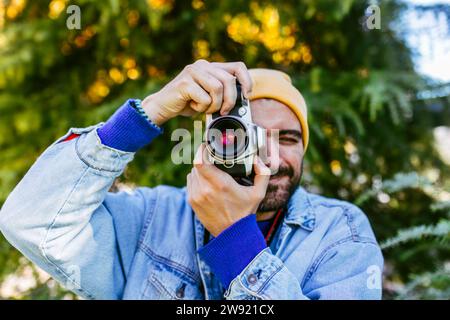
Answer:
[257,162,303,213]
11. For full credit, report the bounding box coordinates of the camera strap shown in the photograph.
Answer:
[264,208,284,245]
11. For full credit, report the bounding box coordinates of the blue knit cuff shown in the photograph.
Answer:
[198,214,267,289]
[97,99,163,152]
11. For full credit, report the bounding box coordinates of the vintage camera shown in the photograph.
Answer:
[205,83,267,186]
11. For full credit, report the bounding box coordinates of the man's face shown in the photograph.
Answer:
[250,98,304,213]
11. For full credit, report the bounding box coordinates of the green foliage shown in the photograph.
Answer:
[0,0,449,299]
[358,171,450,299]
[381,220,450,250]
[395,268,450,300]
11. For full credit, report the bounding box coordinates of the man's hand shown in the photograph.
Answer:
[142,60,253,125]
[187,144,271,237]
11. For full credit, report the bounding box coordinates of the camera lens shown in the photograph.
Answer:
[206,117,248,160]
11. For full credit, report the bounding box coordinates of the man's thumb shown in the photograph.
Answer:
[253,156,271,193]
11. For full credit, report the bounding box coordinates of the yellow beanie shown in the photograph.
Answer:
[249,68,309,151]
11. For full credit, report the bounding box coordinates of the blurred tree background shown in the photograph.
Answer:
[0,0,449,299]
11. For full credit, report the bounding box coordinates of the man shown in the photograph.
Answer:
[0,60,383,300]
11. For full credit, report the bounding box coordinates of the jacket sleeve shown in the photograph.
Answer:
[225,240,383,300]
[0,126,153,299]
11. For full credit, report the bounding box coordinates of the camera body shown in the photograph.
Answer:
[205,84,267,186]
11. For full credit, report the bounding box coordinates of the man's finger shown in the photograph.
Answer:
[186,172,193,197]
[193,143,219,177]
[212,61,253,98]
[252,156,271,196]
[191,169,200,189]
[181,80,211,112]
[179,107,198,117]
[193,144,234,182]
[189,68,223,113]
[206,67,237,115]
[193,143,211,166]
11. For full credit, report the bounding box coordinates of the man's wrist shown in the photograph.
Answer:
[97,99,163,152]
[142,94,168,126]
[198,214,267,289]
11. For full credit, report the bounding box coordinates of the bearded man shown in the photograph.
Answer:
[0,60,383,300]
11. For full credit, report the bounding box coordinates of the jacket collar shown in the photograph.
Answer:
[284,186,316,231]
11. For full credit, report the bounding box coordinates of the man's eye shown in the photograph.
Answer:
[279,137,299,144]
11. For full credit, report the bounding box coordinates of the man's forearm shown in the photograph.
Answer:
[0,99,163,298]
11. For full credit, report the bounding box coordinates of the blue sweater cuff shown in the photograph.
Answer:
[198,214,267,289]
[97,99,163,152]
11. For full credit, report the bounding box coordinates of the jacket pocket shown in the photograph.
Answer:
[141,260,203,300]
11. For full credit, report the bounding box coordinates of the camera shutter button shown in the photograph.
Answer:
[238,107,247,116]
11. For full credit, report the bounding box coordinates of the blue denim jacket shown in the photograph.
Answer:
[0,125,383,300]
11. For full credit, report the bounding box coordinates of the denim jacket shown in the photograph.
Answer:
[0,125,383,300]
